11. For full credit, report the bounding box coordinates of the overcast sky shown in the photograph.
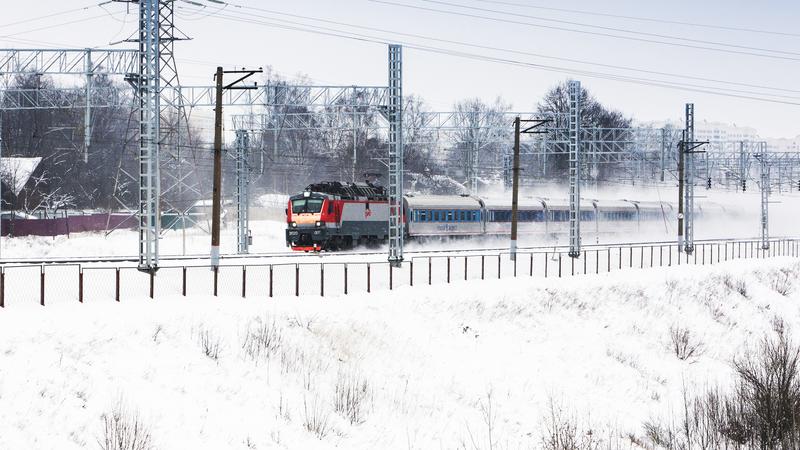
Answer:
[2,0,799,138]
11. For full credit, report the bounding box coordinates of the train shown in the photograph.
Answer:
[285,181,696,252]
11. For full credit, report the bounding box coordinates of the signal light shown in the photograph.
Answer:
[706,178,712,189]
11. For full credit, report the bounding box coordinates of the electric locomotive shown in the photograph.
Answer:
[286,181,390,251]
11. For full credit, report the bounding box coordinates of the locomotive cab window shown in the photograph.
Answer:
[291,198,324,214]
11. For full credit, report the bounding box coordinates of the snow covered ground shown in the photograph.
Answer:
[1,257,798,449]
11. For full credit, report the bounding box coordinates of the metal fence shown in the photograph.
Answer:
[0,238,798,308]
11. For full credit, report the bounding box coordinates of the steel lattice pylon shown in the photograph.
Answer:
[684,103,695,254]
[136,0,161,271]
[568,80,581,258]
[387,44,404,267]
[756,145,770,250]
[235,129,250,254]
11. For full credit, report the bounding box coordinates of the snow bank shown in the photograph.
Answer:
[0,258,799,449]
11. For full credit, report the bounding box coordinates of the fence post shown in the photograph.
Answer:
[717,243,720,263]
[640,247,644,268]
[79,268,84,304]
[0,268,4,308]
[344,264,348,295]
[389,263,393,291]
[570,256,574,276]
[367,264,371,293]
[558,253,562,278]
[40,266,45,307]
[447,257,451,284]
[428,257,432,285]
[497,255,501,279]
[596,249,599,274]
[629,247,633,268]
[269,265,274,298]
[607,248,611,272]
[481,255,485,280]
[583,251,587,274]
[115,268,120,302]
[410,260,414,287]
[320,264,324,297]
[181,267,187,296]
[149,270,155,299]
[545,252,549,278]
[295,264,299,297]
[530,253,535,277]
[243,266,247,298]
[464,257,468,281]
[213,266,219,297]
[514,256,518,277]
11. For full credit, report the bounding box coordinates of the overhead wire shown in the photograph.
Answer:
[171,3,800,105]
[184,1,800,96]
[368,0,800,62]
[462,0,800,39]
[416,0,800,57]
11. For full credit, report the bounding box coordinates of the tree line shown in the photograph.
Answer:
[0,71,631,215]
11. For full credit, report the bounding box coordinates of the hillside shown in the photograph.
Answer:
[0,258,798,449]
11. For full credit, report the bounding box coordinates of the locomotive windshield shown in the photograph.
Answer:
[292,198,324,214]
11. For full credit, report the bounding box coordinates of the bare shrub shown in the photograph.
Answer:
[730,320,800,447]
[303,395,331,439]
[333,368,371,425]
[460,391,502,450]
[770,268,793,296]
[541,399,601,450]
[242,318,283,363]
[669,325,704,361]
[98,401,153,450]
[641,324,800,449]
[198,328,221,361]
[735,280,749,298]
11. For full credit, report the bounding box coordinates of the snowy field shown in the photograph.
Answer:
[1,257,799,449]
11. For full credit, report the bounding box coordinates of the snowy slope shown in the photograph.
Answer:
[0,258,798,449]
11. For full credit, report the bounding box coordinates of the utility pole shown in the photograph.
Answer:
[211,66,262,267]
[511,117,520,261]
[510,116,550,261]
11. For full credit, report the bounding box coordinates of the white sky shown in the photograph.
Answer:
[2,0,799,138]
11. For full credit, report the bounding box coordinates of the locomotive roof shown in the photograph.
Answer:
[404,195,483,208]
[304,181,387,200]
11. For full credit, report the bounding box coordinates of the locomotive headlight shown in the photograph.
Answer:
[315,221,322,227]
[291,222,297,228]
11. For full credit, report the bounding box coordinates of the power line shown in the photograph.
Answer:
[0,3,100,30]
[185,1,800,95]
[368,0,800,62]
[419,0,800,57]
[463,0,800,38]
[172,4,800,105]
